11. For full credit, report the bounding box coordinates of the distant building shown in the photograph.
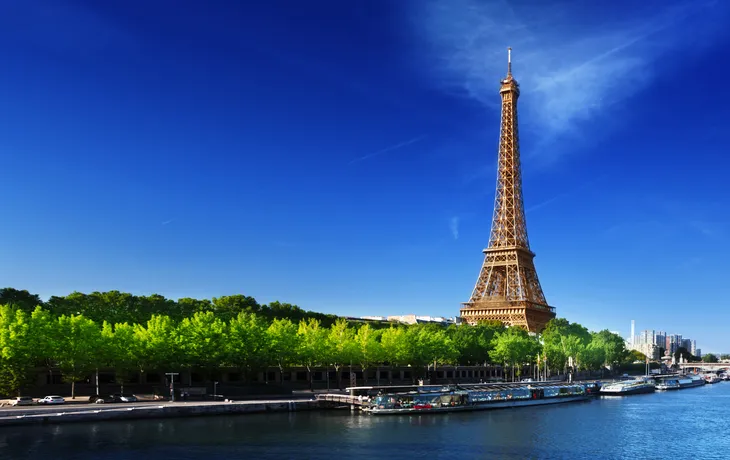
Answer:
[386,314,457,326]
[666,334,683,355]
[654,331,666,351]
[359,316,387,322]
[630,320,635,347]
[696,349,702,358]
[629,330,660,360]
[681,338,692,352]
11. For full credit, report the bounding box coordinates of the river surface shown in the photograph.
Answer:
[2,382,730,459]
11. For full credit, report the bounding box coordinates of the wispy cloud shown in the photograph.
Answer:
[449,216,460,240]
[413,0,729,150]
[349,135,427,164]
[161,219,174,226]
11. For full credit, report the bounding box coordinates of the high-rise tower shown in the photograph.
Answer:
[459,48,556,333]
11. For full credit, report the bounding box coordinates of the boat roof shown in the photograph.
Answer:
[346,381,588,392]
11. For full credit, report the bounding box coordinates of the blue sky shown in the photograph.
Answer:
[1,0,730,351]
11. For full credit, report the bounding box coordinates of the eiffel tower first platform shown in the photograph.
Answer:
[459,48,556,333]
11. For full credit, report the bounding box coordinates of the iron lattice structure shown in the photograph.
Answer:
[459,49,556,333]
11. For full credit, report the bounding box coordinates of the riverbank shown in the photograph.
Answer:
[0,398,320,427]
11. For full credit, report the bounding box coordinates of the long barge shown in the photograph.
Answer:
[356,382,594,415]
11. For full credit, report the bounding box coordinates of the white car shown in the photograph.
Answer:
[37,396,65,405]
[10,396,34,406]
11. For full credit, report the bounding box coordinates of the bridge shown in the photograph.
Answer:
[678,362,730,372]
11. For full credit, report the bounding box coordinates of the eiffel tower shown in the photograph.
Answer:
[459,48,556,333]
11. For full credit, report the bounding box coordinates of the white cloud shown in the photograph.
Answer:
[412,0,729,149]
[449,216,460,239]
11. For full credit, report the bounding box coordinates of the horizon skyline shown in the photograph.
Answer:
[2,1,730,352]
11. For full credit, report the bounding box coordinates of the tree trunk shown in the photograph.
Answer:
[307,365,312,390]
[71,381,76,399]
[334,365,341,389]
[95,368,100,396]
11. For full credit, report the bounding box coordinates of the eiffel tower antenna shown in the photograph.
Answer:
[507,47,512,76]
[459,48,556,332]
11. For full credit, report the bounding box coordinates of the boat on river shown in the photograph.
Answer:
[703,374,721,384]
[655,375,706,390]
[366,382,592,415]
[656,379,681,391]
[599,379,655,396]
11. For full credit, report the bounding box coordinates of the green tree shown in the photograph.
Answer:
[405,325,458,377]
[266,318,299,383]
[135,314,179,372]
[719,354,730,360]
[296,318,331,389]
[380,326,407,366]
[176,297,213,319]
[28,307,58,385]
[176,311,228,380]
[135,294,178,323]
[212,295,261,322]
[46,292,88,317]
[54,314,103,399]
[542,319,591,374]
[227,312,270,381]
[590,330,628,370]
[702,353,719,363]
[578,342,606,372]
[328,319,359,389]
[491,327,540,381]
[101,322,139,394]
[448,322,501,366]
[355,324,382,384]
[0,289,43,312]
[0,306,37,396]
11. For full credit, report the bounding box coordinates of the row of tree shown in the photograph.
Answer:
[0,288,341,327]
[0,300,632,397]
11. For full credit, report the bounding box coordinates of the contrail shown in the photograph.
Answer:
[349,135,427,164]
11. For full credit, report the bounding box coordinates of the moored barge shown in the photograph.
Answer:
[599,379,655,396]
[363,382,593,415]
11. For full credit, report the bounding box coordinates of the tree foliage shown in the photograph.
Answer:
[0,291,646,397]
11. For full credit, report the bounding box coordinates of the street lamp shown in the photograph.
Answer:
[165,373,179,402]
[214,381,219,400]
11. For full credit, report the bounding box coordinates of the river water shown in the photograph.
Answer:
[2,382,730,459]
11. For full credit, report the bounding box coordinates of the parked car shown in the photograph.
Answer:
[10,396,34,406]
[37,396,65,405]
[89,395,118,404]
[90,394,138,404]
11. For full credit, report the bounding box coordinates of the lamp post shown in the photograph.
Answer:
[165,373,179,402]
[214,381,219,399]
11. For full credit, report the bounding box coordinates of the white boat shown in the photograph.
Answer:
[656,379,681,391]
[703,374,721,384]
[677,375,705,389]
[599,379,655,395]
[367,383,593,415]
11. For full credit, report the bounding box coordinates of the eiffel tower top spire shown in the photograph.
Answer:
[507,47,512,77]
